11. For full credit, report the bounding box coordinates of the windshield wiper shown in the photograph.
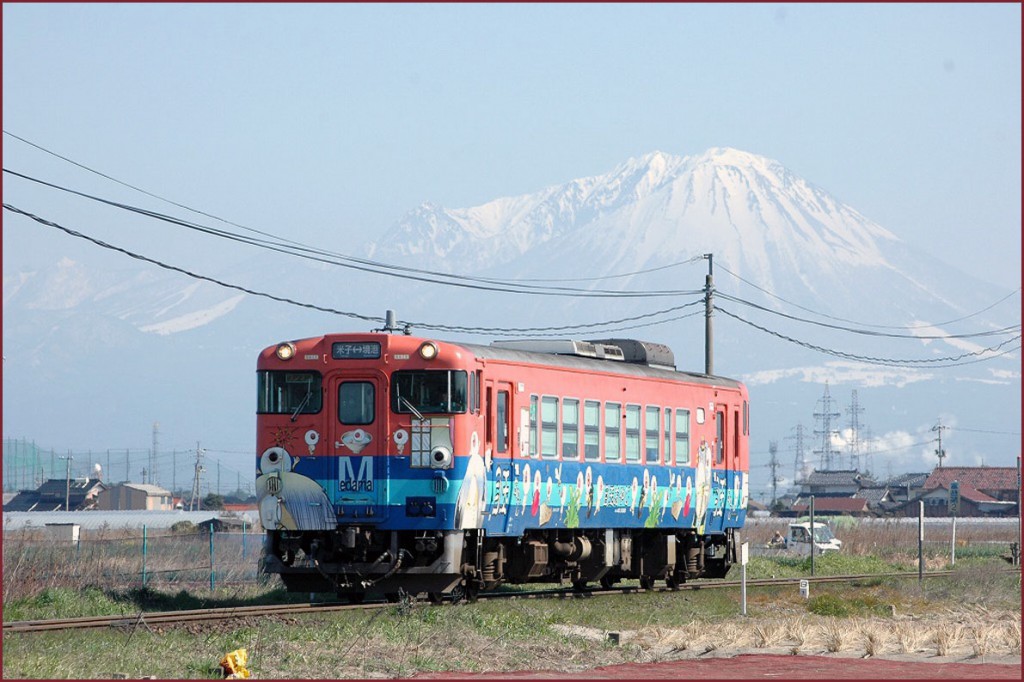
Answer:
[397,392,426,421]
[290,388,313,422]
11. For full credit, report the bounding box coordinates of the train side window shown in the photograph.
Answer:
[540,396,559,459]
[716,410,725,464]
[338,382,374,425]
[497,391,509,454]
[645,406,661,464]
[583,400,601,461]
[562,398,580,460]
[625,404,641,462]
[663,408,673,465]
[529,395,539,457]
[743,400,749,435]
[674,408,690,466]
[605,402,622,462]
[485,386,494,444]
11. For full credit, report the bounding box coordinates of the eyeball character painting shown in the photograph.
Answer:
[340,428,372,454]
[256,447,335,531]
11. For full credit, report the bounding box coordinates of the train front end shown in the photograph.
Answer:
[255,333,482,599]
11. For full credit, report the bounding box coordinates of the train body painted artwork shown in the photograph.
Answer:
[256,328,749,600]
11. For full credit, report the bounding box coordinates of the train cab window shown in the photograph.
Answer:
[497,391,509,454]
[562,398,580,460]
[529,395,539,457]
[604,402,622,462]
[715,410,725,464]
[471,371,481,414]
[674,408,690,466]
[257,371,323,415]
[391,370,468,414]
[645,406,661,464]
[583,400,601,461]
[625,404,641,462]
[338,382,375,425]
[540,396,559,459]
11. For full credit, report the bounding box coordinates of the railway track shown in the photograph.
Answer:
[3,568,1015,633]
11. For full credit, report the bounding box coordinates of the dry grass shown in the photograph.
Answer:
[2,526,263,602]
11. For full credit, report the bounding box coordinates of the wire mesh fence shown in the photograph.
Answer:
[2,524,270,602]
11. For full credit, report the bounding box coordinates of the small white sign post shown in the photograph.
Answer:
[740,541,749,616]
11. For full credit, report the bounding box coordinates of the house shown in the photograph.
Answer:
[921,466,1019,503]
[3,478,106,511]
[96,483,174,511]
[791,496,871,516]
[853,486,899,514]
[898,466,1020,518]
[882,472,930,504]
[797,469,877,497]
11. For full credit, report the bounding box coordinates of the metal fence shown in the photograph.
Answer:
[1,523,270,602]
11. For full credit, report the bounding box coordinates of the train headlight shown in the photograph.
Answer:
[418,341,439,361]
[275,342,297,361]
[429,445,453,469]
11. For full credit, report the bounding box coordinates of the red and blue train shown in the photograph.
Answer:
[256,326,749,600]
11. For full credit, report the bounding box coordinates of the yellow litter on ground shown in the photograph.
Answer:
[219,648,250,679]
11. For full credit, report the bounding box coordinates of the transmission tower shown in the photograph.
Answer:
[768,440,780,507]
[150,422,160,488]
[846,390,864,472]
[813,382,842,470]
[787,424,809,483]
[188,442,206,511]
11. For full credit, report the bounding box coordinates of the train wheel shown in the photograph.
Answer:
[599,576,618,590]
[665,574,681,590]
[571,579,589,592]
[639,575,655,590]
[427,592,445,605]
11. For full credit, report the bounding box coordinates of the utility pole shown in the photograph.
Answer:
[768,440,780,508]
[932,420,948,468]
[703,253,714,376]
[188,442,206,511]
[60,452,73,511]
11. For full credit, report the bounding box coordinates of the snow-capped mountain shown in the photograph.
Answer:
[3,148,1019,488]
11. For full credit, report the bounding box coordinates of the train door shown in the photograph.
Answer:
[483,380,514,533]
[709,406,728,533]
[331,371,390,520]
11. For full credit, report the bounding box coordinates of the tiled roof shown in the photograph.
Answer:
[884,472,930,488]
[923,467,1018,492]
[801,470,876,486]
[925,483,998,503]
[792,497,870,513]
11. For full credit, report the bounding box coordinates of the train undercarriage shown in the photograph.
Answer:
[263,526,739,601]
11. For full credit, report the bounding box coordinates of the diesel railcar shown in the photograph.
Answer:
[256,329,749,600]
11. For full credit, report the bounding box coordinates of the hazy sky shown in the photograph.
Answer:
[3,2,1021,291]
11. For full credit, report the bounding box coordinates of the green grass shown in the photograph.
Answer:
[3,565,1019,679]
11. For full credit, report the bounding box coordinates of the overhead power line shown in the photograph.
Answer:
[1,202,699,337]
[715,291,1020,340]
[4,167,704,299]
[715,304,1020,368]
[717,262,1021,330]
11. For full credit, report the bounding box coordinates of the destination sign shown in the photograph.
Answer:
[332,342,381,360]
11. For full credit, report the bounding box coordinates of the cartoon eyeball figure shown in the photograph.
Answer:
[260,447,293,475]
